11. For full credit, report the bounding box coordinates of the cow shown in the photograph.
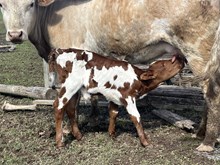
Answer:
[48,48,185,147]
[0,0,220,151]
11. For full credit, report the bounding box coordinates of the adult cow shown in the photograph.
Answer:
[0,0,220,152]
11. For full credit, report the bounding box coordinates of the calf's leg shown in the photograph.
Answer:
[65,93,82,141]
[54,98,65,148]
[124,98,149,147]
[108,102,119,137]
[129,115,149,147]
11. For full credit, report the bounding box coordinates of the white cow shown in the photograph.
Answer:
[0,0,220,152]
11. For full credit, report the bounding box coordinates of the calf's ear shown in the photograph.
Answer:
[38,0,55,6]
[140,70,157,80]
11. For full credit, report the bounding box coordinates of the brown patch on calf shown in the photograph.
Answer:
[113,75,118,80]
[59,87,66,98]
[104,81,111,88]
[104,81,117,90]
[56,60,73,84]
[76,51,89,62]
[57,48,64,54]
[48,49,60,73]
[87,69,98,89]
[118,82,131,92]
[88,79,98,89]
[120,98,128,107]
[111,85,117,89]
[53,98,59,109]
[63,97,68,105]
[118,82,137,99]
[56,64,68,84]
[65,61,73,73]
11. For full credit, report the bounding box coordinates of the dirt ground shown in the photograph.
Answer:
[1,17,220,165]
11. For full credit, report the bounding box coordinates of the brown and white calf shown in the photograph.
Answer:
[48,48,185,148]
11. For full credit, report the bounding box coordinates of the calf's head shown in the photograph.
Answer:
[140,55,185,85]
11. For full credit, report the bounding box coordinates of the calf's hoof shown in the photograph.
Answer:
[109,132,116,139]
[140,133,149,147]
[141,140,149,147]
[196,143,214,152]
[74,132,83,141]
[56,142,65,149]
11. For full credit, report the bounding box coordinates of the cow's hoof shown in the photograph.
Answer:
[192,133,203,140]
[196,143,214,152]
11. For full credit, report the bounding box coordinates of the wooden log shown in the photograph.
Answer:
[0,84,205,111]
[152,109,197,130]
[146,96,205,111]
[146,85,205,111]
[2,101,36,111]
[0,44,16,52]
[148,85,203,100]
[0,84,58,99]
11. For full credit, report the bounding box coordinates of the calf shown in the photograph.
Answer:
[48,48,185,148]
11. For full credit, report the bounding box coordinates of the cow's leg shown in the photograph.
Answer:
[124,98,149,147]
[65,92,82,141]
[196,96,220,152]
[108,101,119,138]
[54,98,65,148]
[196,21,220,152]
[196,105,208,139]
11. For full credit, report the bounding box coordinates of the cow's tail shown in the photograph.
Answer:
[204,19,220,101]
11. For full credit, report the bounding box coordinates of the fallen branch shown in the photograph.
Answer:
[32,99,109,107]
[0,44,16,52]
[2,101,36,111]
[152,109,197,131]
[33,100,54,105]
[0,84,58,99]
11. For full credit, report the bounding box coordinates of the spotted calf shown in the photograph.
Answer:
[48,48,185,148]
